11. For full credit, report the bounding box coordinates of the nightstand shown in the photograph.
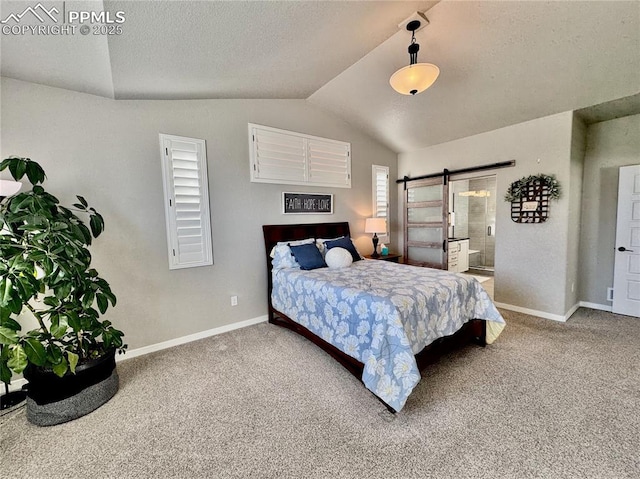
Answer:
[364,253,402,263]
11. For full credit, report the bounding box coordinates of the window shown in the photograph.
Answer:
[372,165,389,237]
[159,134,213,270]
[249,123,351,188]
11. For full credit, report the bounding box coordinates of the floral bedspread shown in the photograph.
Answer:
[271,260,505,412]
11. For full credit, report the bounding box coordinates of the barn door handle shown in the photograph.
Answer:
[618,246,633,252]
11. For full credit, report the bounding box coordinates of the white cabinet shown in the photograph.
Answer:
[458,239,469,273]
[448,239,470,273]
[447,242,458,271]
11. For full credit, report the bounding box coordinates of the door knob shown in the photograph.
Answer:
[618,246,633,252]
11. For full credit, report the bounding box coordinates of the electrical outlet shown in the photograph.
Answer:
[230,295,238,306]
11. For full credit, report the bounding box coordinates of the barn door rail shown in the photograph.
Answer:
[396,160,516,189]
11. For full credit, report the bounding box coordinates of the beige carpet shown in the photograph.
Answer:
[1,308,638,478]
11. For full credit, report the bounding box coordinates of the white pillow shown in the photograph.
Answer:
[316,236,344,256]
[270,238,315,270]
[269,237,315,258]
[325,247,353,269]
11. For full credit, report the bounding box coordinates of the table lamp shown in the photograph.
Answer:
[365,217,387,258]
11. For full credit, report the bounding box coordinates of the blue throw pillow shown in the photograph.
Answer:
[289,243,327,270]
[324,236,361,262]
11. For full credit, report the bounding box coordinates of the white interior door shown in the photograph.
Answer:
[613,164,640,317]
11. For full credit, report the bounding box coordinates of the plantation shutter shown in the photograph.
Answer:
[249,123,351,188]
[160,134,213,270]
[307,138,350,187]
[251,128,306,183]
[372,165,389,236]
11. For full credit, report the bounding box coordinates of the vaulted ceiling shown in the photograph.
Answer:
[1,0,639,153]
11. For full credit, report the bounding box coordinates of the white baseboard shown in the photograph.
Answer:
[495,301,616,322]
[578,301,612,313]
[494,302,568,322]
[119,314,268,362]
[564,303,581,321]
[2,315,268,395]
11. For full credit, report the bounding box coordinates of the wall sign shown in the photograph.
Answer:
[282,192,333,214]
[522,201,540,212]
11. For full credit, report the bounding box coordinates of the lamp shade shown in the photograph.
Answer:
[389,63,440,96]
[365,217,387,234]
[0,179,22,198]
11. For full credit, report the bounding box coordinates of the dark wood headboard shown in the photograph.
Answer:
[262,222,351,317]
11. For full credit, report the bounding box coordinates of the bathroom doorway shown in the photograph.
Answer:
[449,175,496,274]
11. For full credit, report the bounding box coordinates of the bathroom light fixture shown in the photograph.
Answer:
[389,19,439,96]
[459,190,491,198]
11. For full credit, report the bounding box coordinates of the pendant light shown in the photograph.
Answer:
[389,20,439,96]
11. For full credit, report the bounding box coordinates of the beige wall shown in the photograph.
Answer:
[578,114,640,306]
[0,78,398,350]
[399,112,576,317]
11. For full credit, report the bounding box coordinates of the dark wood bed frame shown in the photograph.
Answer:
[262,222,486,412]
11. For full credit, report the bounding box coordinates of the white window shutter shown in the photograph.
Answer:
[249,123,351,188]
[160,134,213,270]
[372,165,389,236]
[308,138,351,188]
[251,127,306,183]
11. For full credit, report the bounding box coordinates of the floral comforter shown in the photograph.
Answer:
[271,259,505,412]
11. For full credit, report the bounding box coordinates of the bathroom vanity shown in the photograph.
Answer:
[448,238,470,273]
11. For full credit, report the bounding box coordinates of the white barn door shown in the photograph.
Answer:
[613,164,640,317]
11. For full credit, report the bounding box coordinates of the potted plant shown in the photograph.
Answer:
[0,156,126,426]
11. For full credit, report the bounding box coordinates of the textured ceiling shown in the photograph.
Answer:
[0,0,438,99]
[104,0,438,99]
[0,0,115,98]
[308,0,640,152]
[1,0,639,153]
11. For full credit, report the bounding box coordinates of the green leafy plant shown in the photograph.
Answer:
[504,173,561,202]
[0,157,126,385]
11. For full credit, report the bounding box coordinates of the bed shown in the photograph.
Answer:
[262,222,505,412]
